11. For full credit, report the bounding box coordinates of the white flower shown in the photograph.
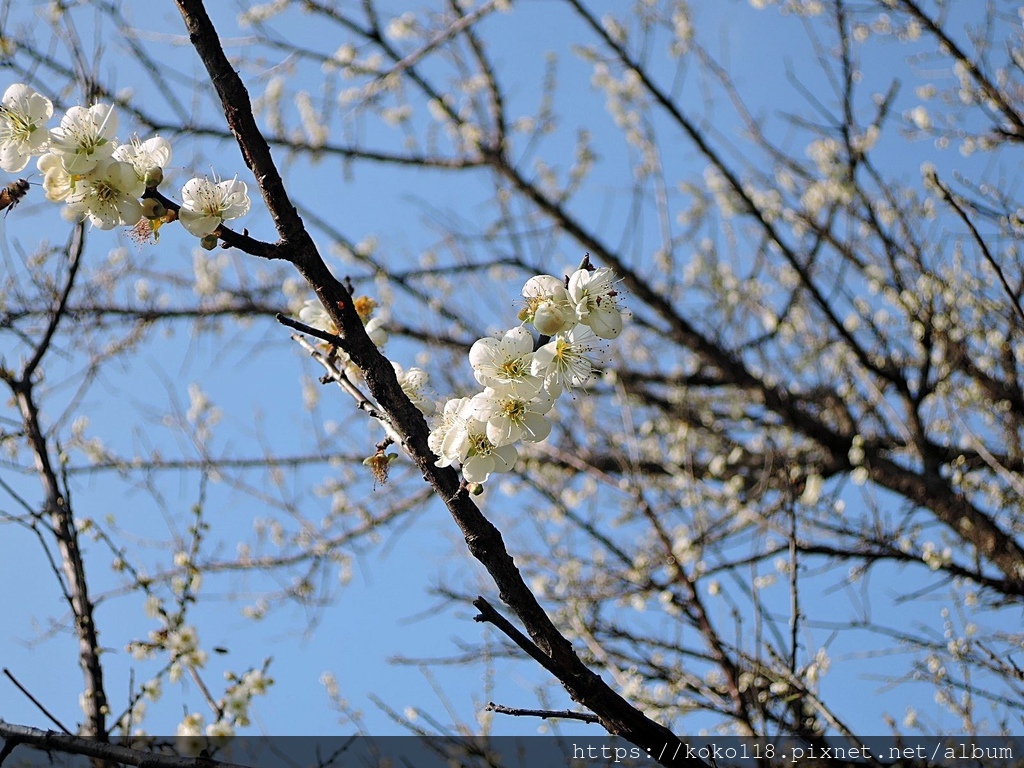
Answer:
[364,315,387,347]
[49,103,118,175]
[37,152,72,202]
[531,325,597,397]
[299,298,336,334]
[240,668,272,695]
[393,362,435,415]
[176,712,205,737]
[464,447,491,482]
[144,595,162,619]
[568,267,623,339]
[429,396,472,467]
[65,157,145,230]
[0,83,53,172]
[522,274,573,335]
[166,624,208,669]
[440,405,520,483]
[468,326,541,399]
[113,135,172,184]
[178,176,251,237]
[206,720,235,738]
[298,298,386,347]
[470,387,553,446]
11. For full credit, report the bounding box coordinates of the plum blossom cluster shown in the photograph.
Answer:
[0,83,249,237]
[173,664,273,743]
[428,265,623,484]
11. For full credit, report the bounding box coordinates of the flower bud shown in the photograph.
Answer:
[143,166,164,188]
[140,198,166,219]
[532,302,569,335]
[200,234,218,250]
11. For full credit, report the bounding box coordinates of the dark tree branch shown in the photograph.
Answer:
[485,701,601,724]
[1,669,73,735]
[0,721,252,768]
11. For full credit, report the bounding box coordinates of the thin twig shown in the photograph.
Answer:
[928,171,1024,326]
[276,313,350,351]
[472,596,560,677]
[2,668,73,735]
[485,701,600,724]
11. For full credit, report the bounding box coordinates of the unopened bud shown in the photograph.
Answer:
[140,198,166,219]
[143,166,164,188]
[467,482,484,496]
[532,302,568,335]
[200,234,218,250]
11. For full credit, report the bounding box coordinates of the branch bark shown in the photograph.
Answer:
[0,722,251,768]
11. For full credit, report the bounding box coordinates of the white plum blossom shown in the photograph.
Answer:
[298,297,387,347]
[393,361,435,416]
[521,274,573,335]
[178,176,251,237]
[363,316,388,347]
[469,326,542,399]
[568,266,623,339]
[471,387,553,446]
[0,83,52,172]
[206,719,235,738]
[461,434,518,482]
[177,712,204,737]
[431,263,624,484]
[531,325,597,397]
[164,623,209,683]
[114,135,172,184]
[65,158,145,229]
[49,103,118,175]
[429,396,472,467]
[37,151,72,202]
[439,407,519,483]
[299,298,337,335]
[238,667,272,696]
[0,91,631,490]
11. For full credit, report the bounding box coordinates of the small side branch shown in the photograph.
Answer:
[277,313,350,353]
[2,669,72,735]
[485,702,600,724]
[928,172,1024,326]
[472,596,561,678]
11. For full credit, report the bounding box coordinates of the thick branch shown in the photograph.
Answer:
[0,722,251,768]
[174,0,307,247]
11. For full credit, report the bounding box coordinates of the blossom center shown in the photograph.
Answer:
[70,127,105,155]
[469,432,494,457]
[500,399,526,421]
[93,179,120,204]
[0,108,34,141]
[499,357,529,379]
